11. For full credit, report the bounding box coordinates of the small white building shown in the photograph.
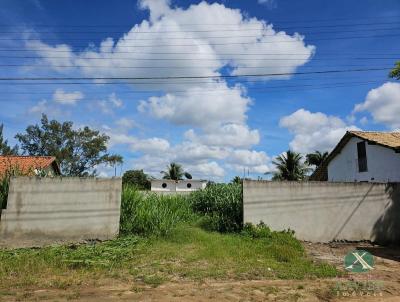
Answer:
[151,179,207,193]
[311,131,400,182]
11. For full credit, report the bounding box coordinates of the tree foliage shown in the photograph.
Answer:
[122,169,151,190]
[231,176,242,184]
[389,61,400,80]
[272,150,309,181]
[0,124,18,155]
[15,114,122,176]
[305,151,329,168]
[161,162,192,180]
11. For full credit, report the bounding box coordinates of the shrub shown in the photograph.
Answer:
[120,186,195,236]
[122,170,151,190]
[0,166,25,211]
[189,183,242,233]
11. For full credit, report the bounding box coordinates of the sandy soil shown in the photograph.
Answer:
[2,242,400,301]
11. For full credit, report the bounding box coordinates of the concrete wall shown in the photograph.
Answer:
[0,177,122,248]
[151,179,206,193]
[243,180,400,243]
[328,137,400,182]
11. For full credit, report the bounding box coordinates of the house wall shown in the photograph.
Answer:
[243,180,400,243]
[151,179,206,193]
[328,137,400,182]
[0,177,122,248]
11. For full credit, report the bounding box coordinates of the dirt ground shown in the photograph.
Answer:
[2,242,400,302]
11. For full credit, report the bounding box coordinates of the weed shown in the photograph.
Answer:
[120,187,195,236]
[189,183,242,233]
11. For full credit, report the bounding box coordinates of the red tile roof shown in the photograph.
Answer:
[0,156,60,177]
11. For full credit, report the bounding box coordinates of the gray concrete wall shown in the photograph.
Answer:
[0,177,122,248]
[243,181,400,243]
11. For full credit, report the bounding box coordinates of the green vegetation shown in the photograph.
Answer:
[122,169,151,190]
[272,150,310,181]
[0,184,340,291]
[189,183,242,232]
[160,162,192,180]
[0,225,338,290]
[120,187,195,236]
[15,114,122,176]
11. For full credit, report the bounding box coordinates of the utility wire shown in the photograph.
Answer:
[0,67,390,81]
[3,26,400,36]
[2,21,400,33]
[6,33,400,46]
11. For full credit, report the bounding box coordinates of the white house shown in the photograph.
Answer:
[311,131,400,182]
[151,179,207,193]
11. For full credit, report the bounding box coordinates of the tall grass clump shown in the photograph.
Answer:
[0,166,25,212]
[188,183,242,233]
[120,186,195,236]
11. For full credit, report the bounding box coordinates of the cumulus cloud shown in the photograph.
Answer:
[52,89,83,105]
[24,0,315,179]
[280,109,359,153]
[226,149,272,173]
[185,123,260,148]
[97,93,124,114]
[353,82,400,129]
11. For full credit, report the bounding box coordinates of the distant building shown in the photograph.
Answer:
[311,131,400,182]
[151,179,207,193]
[0,156,61,178]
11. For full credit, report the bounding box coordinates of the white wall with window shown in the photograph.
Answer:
[151,179,207,193]
[328,137,400,182]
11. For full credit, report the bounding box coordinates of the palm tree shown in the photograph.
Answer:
[161,162,192,180]
[272,150,309,181]
[231,176,242,184]
[305,151,329,168]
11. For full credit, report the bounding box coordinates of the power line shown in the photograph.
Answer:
[0,55,397,61]
[2,21,400,33]
[0,81,386,101]
[0,67,390,81]
[0,80,383,95]
[6,33,400,46]
[0,48,399,57]
[3,26,400,36]
[0,64,391,70]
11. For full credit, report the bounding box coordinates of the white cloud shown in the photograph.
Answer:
[226,149,272,174]
[24,0,315,179]
[131,137,170,154]
[115,118,137,129]
[138,83,250,128]
[52,89,83,105]
[97,93,124,114]
[280,109,359,153]
[185,123,260,148]
[353,82,400,129]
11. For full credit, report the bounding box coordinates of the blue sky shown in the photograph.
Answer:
[0,0,399,181]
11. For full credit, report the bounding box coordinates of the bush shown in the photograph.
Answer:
[122,170,151,190]
[188,183,242,233]
[120,186,195,236]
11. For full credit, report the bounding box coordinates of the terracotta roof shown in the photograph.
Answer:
[0,156,61,177]
[310,131,400,181]
[347,131,400,149]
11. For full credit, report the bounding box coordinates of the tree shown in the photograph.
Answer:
[389,61,400,80]
[15,114,122,176]
[160,162,192,180]
[122,169,151,190]
[305,151,329,168]
[231,176,242,184]
[272,150,309,181]
[0,124,18,155]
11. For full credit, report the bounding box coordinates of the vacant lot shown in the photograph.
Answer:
[2,229,400,301]
[1,186,399,301]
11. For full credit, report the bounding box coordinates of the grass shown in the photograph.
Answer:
[0,225,339,291]
[120,187,196,236]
